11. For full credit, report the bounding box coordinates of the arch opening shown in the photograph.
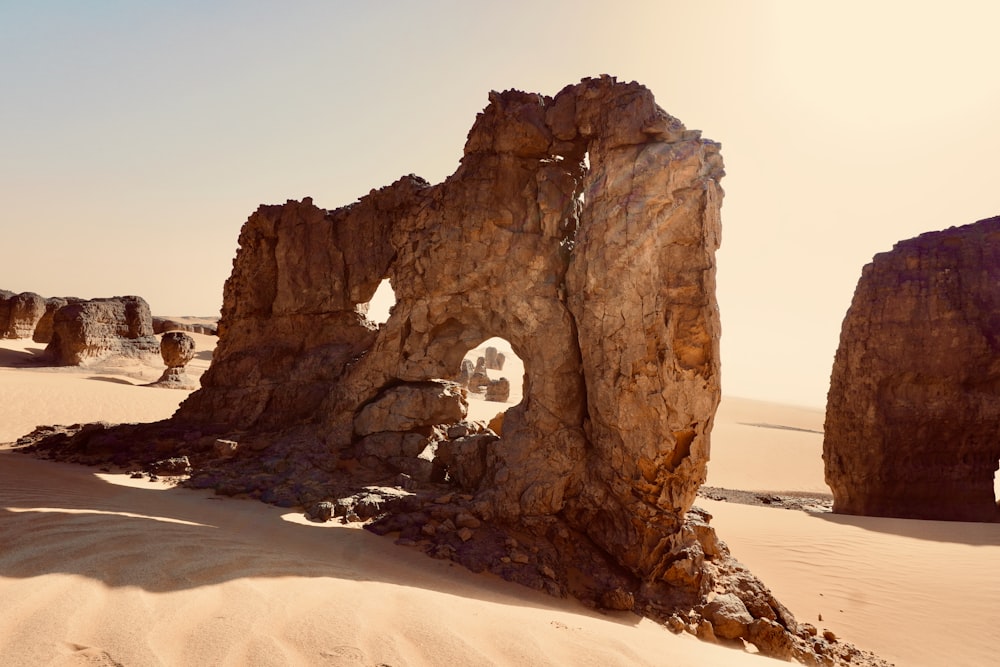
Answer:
[359,278,396,326]
[456,336,525,428]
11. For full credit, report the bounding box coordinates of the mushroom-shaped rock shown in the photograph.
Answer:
[161,331,197,368]
[150,331,198,389]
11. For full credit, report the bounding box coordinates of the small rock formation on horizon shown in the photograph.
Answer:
[149,331,199,389]
[45,295,160,366]
[825,216,1000,522]
[15,77,888,665]
[483,346,505,371]
[152,316,218,336]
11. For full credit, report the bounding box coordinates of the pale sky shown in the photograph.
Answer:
[2,1,998,407]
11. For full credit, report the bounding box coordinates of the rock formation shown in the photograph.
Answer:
[825,216,1000,522]
[456,359,474,387]
[467,357,490,393]
[16,77,889,665]
[0,291,47,339]
[152,316,218,336]
[149,331,199,389]
[45,295,160,366]
[32,297,72,344]
[484,377,510,402]
[484,346,505,370]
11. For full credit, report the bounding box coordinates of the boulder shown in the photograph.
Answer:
[45,296,160,365]
[703,593,753,639]
[160,331,197,368]
[825,216,1000,521]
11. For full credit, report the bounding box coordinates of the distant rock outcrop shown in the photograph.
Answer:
[45,295,160,366]
[152,316,218,336]
[483,346,505,371]
[0,291,47,339]
[484,377,510,402]
[149,331,199,389]
[825,216,1000,522]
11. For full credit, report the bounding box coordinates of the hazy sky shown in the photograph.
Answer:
[3,1,998,407]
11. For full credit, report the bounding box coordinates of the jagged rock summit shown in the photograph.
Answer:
[17,77,888,665]
[825,215,1000,522]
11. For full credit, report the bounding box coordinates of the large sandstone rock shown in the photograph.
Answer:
[178,76,723,539]
[45,296,160,366]
[825,216,1000,522]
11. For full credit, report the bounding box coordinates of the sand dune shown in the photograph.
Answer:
[2,338,998,665]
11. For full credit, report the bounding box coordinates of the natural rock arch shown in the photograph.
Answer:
[177,74,722,574]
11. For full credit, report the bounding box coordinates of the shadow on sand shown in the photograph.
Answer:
[0,451,641,629]
[814,510,1000,546]
[0,346,50,368]
[85,376,139,386]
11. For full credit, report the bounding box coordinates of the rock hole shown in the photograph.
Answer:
[361,278,396,326]
[577,151,590,207]
[457,336,524,431]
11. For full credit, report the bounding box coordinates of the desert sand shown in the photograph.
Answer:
[2,337,998,666]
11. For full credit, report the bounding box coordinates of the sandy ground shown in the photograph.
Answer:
[2,337,998,666]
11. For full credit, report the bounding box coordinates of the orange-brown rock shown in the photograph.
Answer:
[825,216,1000,521]
[179,76,723,536]
[45,296,160,366]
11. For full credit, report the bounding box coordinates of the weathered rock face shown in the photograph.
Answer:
[825,216,1000,522]
[179,76,724,544]
[1,292,47,339]
[46,296,160,366]
[32,297,72,344]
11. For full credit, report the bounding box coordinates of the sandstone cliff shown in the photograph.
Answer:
[825,216,1000,522]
